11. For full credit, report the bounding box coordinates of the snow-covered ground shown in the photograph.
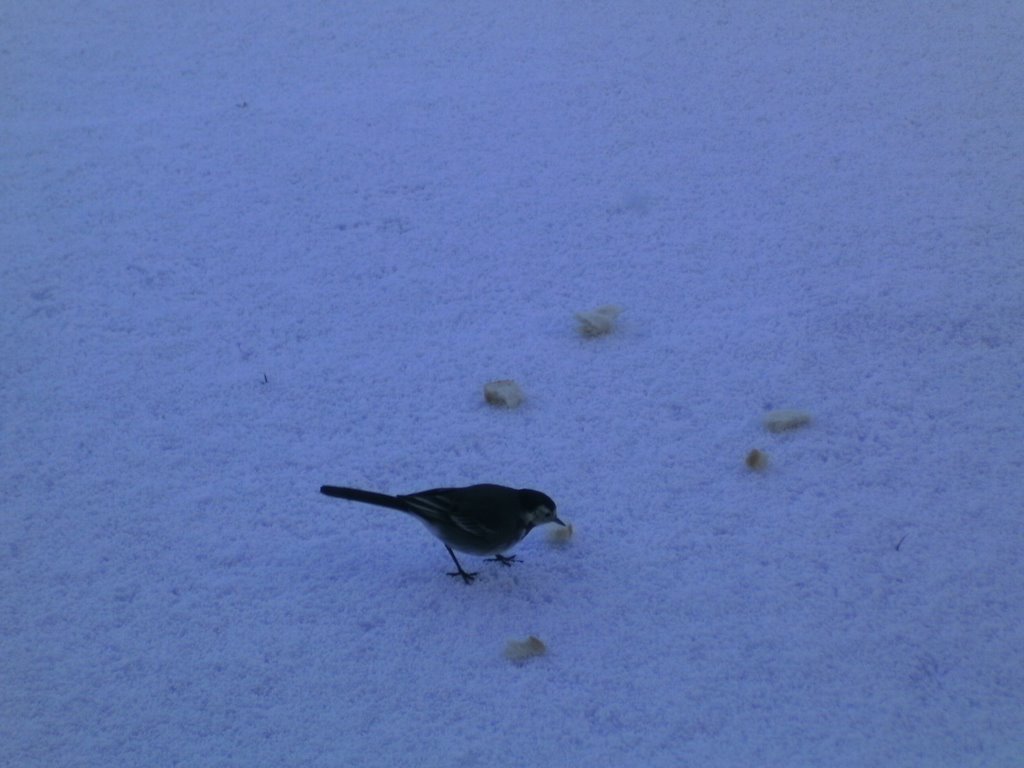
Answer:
[3,3,1022,766]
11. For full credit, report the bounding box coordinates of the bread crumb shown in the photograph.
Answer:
[575,305,622,337]
[763,409,811,433]
[745,449,768,471]
[505,636,547,663]
[547,521,574,545]
[484,379,525,408]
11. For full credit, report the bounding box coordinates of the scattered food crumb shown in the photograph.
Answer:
[547,521,574,545]
[763,409,812,433]
[575,304,622,337]
[745,449,768,471]
[505,635,547,663]
[483,379,525,408]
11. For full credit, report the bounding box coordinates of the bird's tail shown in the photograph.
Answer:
[319,485,409,512]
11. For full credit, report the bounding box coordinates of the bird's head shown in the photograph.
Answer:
[518,489,565,528]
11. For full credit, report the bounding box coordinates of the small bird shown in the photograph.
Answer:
[319,483,564,583]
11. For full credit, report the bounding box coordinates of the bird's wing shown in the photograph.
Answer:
[446,510,502,537]
[399,492,450,519]
[400,490,502,537]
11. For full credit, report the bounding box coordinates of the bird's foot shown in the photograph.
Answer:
[486,553,520,567]
[447,568,478,584]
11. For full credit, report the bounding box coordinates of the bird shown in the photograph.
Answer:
[319,483,563,583]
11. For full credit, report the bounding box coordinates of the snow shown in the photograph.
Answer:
[3,2,1023,766]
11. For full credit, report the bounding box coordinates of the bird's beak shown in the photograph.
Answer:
[553,515,567,526]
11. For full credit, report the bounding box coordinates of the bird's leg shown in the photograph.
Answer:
[444,546,477,584]
[486,553,520,567]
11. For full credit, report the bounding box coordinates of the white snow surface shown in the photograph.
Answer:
[3,3,1023,766]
